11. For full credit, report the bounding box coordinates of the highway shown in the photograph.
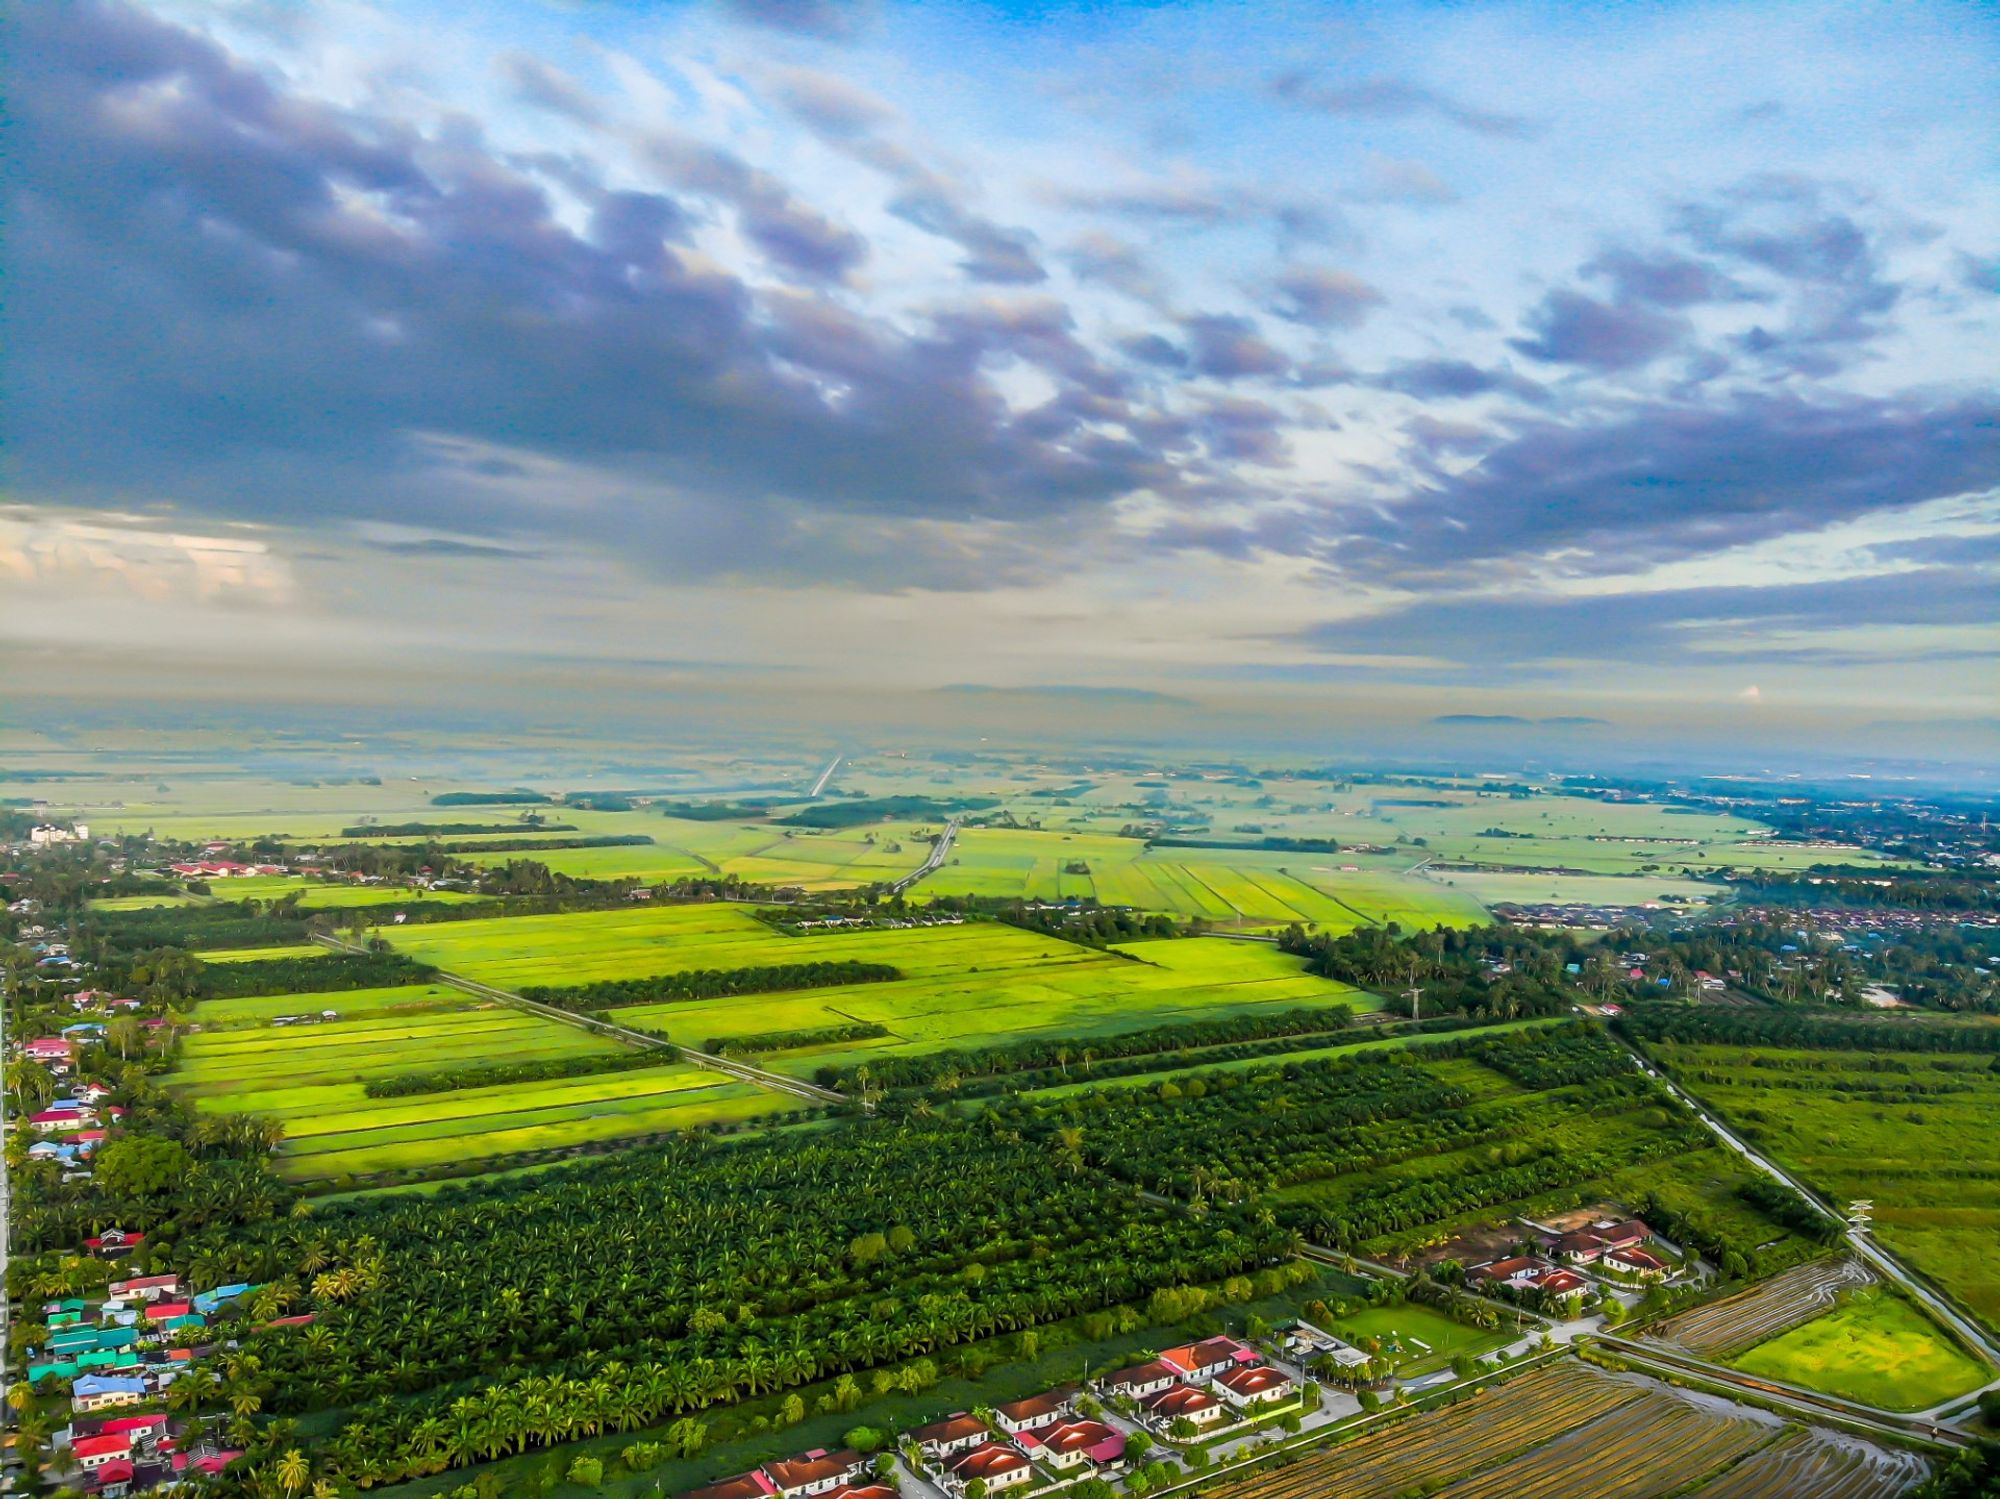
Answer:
[890,814,962,895]
[1613,1032,2000,1370]
[807,755,843,798]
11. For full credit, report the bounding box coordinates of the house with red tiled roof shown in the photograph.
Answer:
[990,1388,1071,1436]
[909,1413,989,1460]
[72,1434,133,1471]
[1139,1384,1225,1429]
[681,1472,774,1499]
[822,1486,896,1499]
[1214,1364,1297,1411]
[942,1442,1032,1495]
[1100,1358,1180,1400]
[762,1449,863,1499]
[1159,1335,1254,1382]
[1604,1246,1669,1279]
[1015,1418,1124,1470]
[109,1275,179,1303]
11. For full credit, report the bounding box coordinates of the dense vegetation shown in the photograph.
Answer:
[195,950,437,999]
[774,795,1000,829]
[818,1005,1354,1091]
[706,1021,890,1055]
[520,962,902,1013]
[339,822,578,837]
[1618,1004,2000,1054]
[194,1119,1292,1485]
[1278,924,1576,1019]
[362,1050,681,1098]
[996,904,1179,945]
[431,790,553,806]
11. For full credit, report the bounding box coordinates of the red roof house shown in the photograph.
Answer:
[1214,1365,1297,1410]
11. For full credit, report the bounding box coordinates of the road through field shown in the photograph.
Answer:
[891,814,962,894]
[1613,1033,2000,1391]
[311,933,842,1107]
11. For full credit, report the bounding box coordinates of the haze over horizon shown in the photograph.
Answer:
[4,0,1996,759]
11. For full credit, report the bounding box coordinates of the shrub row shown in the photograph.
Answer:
[522,961,902,1012]
[363,1049,680,1098]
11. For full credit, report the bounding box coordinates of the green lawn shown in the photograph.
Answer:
[1732,1288,1989,1411]
[1320,1303,1512,1375]
[212,875,486,909]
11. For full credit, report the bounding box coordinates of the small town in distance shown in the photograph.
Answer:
[5,742,1999,1499]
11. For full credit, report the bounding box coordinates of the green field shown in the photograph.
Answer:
[1733,1288,1988,1410]
[171,983,798,1182]
[381,905,1366,1078]
[1320,1302,1512,1375]
[1655,1038,2000,1335]
[88,891,202,911]
[202,943,331,962]
[917,827,1486,932]
[208,876,486,909]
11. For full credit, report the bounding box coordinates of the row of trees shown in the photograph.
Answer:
[520,961,902,1013]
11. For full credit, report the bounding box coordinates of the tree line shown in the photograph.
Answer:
[363,1050,681,1098]
[520,961,902,1013]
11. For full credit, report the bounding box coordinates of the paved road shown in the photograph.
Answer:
[1613,1034,2000,1369]
[890,815,962,895]
[807,755,843,799]
[312,934,842,1106]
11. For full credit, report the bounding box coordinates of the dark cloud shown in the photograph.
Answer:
[362,536,541,559]
[1333,393,2000,580]
[1295,567,1999,669]
[1268,70,1536,138]
[887,189,1045,283]
[769,65,894,136]
[1510,289,1688,370]
[1369,360,1545,402]
[718,0,861,41]
[1180,313,1287,379]
[1191,396,1291,465]
[641,133,866,282]
[3,1,1217,591]
[497,52,602,128]
[1065,233,1165,303]
[1582,249,1742,309]
[1268,266,1383,329]
[1673,176,1902,370]
[1116,333,1187,369]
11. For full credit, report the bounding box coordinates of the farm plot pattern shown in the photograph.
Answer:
[1692,1430,1928,1499]
[615,934,1364,1079]
[1730,1287,1990,1411]
[171,983,796,1181]
[1652,1258,1876,1359]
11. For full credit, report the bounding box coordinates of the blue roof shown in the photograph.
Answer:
[72,1374,147,1395]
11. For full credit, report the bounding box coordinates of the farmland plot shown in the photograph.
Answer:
[1652,1258,1875,1358]
[170,982,797,1182]
[1692,1429,1928,1499]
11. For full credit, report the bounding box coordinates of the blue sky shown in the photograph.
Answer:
[3,0,1996,749]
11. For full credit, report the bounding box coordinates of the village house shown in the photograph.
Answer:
[1099,1358,1181,1401]
[681,1474,772,1499]
[762,1449,865,1499]
[85,1229,146,1258]
[820,1486,894,1499]
[1213,1365,1297,1411]
[72,1434,135,1473]
[908,1413,989,1461]
[1555,1219,1651,1264]
[109,1275,180,1303]
[1604,1246,1670,1280]
[71,1375,149,1413]
[1139,1384,1226,1430]
[23,1037,76,1063]
[1159,1335,1254,1383]
[942,1441,1033,1494]
[990,1388,1072,1436]
[1015,1418,1124,1470]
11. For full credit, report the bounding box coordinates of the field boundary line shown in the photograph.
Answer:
[309,934,842,1106]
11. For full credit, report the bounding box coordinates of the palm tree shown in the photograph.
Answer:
[274,1448,312,1498]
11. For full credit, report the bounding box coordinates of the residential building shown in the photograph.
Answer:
[909,1413,989,1461]
[681,1473,773,1499]
[1139,1385,1225,1429]
[1100,1358,1180,1400]
[1159,1335,1253,1382]
[71,1375,148,1413]
[762,1449,863,1499]
[990,1388,1071,1436]
[942,1442,1032,1494]
[1213,1365,1297,1411]
[1015,1419,1124,1470]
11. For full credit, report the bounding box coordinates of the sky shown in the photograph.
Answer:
[3,0,1997,758]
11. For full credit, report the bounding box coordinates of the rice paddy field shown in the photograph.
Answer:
[1652,1258,1876,1360]
[1730,1287,1989,1412]
[917,827,1487,931]
[1202,1361,1913,1499]
[380,905,1368,1078]
[170,982,798,1182]
[1652,1039,2000,1337]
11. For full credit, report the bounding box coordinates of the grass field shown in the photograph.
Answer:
[170,982,798,1182]
[1655,1039,2000,1337]
[205,875,486,909]
[917,827,1487,932]
[88,891,202,911]
[1319,1303,1510,1375]
[202,943,330,962]
[1418,870,1721,909]
[383,905,1366,1076]
[1731,1288,1989,1411]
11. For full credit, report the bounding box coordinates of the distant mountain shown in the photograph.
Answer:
[1432,714,1609,727]
[936,685,1194,706]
